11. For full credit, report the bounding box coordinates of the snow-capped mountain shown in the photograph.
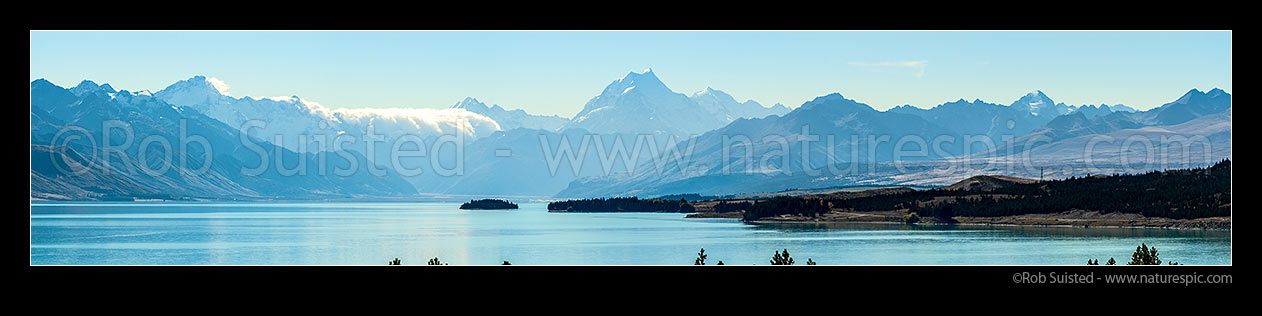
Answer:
[556,92,961,198]
[154,76,501,154]
[567,69,731,138]
[1065,104,1119,119]
[975,88,1231,158]
[32,73,1230,200]
[1011,90,1071,117]
[556,88,1231,198]
[69,80,116,96]
[886,91,1145,152]
[155,76,347,151]
[889,97,1049,149]
[450,97,569,131]
[1107,104,1137,112]
[688,87,790,123]
[30,79,417,200]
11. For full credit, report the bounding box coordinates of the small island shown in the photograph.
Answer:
[460,199,519,210]
[547,197,694,213]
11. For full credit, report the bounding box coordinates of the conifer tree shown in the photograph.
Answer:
[771,249,795,265]
[1127,243,1162,265]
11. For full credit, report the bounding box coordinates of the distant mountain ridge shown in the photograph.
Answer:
[556,88,1231,198]
[450,97,568,131]
[31,71,1230,201]
[567,69,788,138]
[31,79,417,200]
[154,76,502,154]
[556,92,965,198]
[976,88,1232,158]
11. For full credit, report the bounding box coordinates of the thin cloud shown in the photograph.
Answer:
[205,77,232,96]
[848,60,928,78]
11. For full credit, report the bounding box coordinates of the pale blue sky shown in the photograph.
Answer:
[30,31,1231,117]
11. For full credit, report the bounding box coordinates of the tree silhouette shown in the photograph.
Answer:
[806,258,817,265]
[427,257,447,265]
[547,197,694,213]
[460,199,518,210]
[1105,258,1116,265]
[1127,243,1162,265]
[694,248,707,265]
[389,258,401,265]
[502,261,512,265]
[771,249,795,265]
[732,160,1232,222]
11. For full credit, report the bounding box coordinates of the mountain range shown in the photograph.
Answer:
[568,69,791,138]
[555,89,1230,197]
[30,71,1230,201]
[30,79,416,200]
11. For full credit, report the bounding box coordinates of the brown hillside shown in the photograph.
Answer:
[804,187,917,200]
[942,175,1037,191]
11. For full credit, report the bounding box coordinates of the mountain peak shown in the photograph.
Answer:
[30,78,61,91]
[692,86,733,99]
[1177,88,1205,100]
[457,96,482,105]
[1110,104,1137,112]
[153,76,235,107]
[620,68,661,83]
[1173,87,1230,105]
[70,80,117,96]
[1011,90,1059,115]
[451,97,491,113]
[799,92,874,112]
[598,68,670,98]
[1175,88,1211,104]
[73,80,99,89]
[159,75,230,97]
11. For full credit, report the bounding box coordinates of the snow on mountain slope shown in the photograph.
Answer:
[689,87,790,122]
[973,89,1231,158]
[450,97,568,131]
[567,69,731,138]
[1011,90,1070,117]
[31,79,417,200]
[154,76,501,153]
[555,92,960,198]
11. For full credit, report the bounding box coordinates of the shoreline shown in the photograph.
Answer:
[744,219,1233,231]
[692,210,1231,231]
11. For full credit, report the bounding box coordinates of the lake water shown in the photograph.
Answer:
[30,202,1232,265]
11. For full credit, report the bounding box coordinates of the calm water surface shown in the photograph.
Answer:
[30,202,1231,265]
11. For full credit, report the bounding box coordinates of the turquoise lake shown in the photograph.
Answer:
[30,202,1232,265]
